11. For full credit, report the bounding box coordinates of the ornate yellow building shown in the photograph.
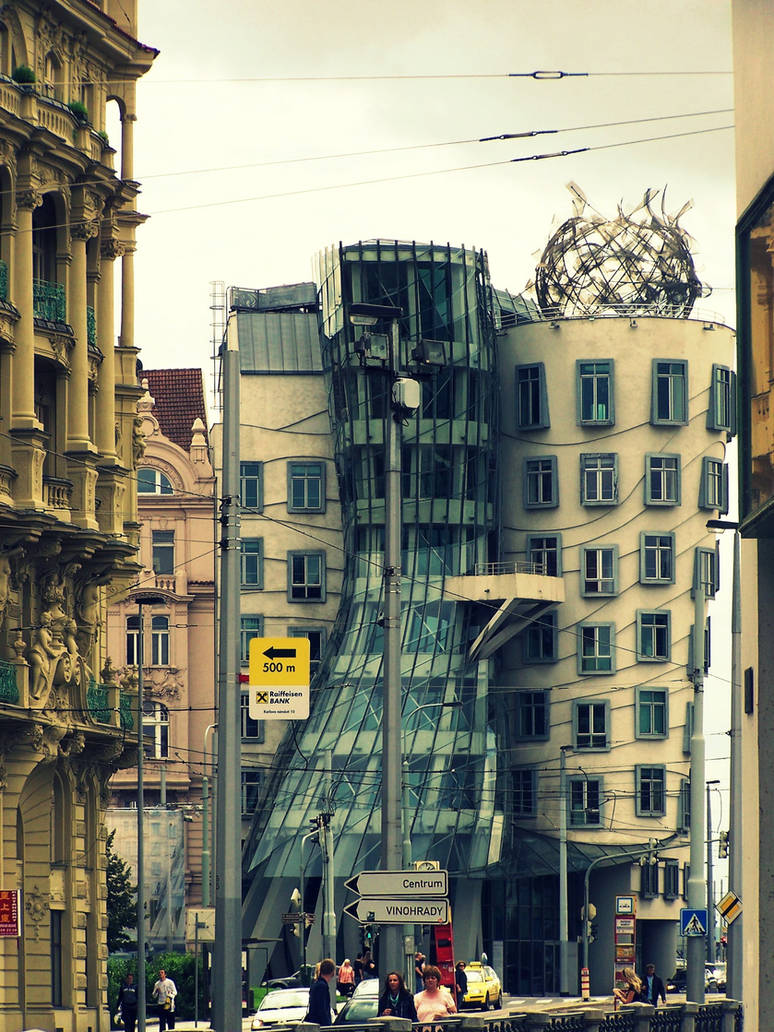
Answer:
[0,3,156,1030]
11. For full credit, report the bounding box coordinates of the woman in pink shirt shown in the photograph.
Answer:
[337,959,355,997]
[414,965,457,1022]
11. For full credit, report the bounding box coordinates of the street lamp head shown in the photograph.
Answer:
[131,591,167,606]
[706,519,739,534]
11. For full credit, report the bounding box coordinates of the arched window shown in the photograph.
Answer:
[126,615,140,665]
[143,701,169,758]
[138,467,174,495]
[43,52,62,100]
[151,615,169,666]
[50,771,67,864]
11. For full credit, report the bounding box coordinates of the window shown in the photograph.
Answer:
[687,618,711,674]
[637,610,671,662]
[143,701,169,759]
[580,453,618,505]
[699,457,729,513]
[577,359,614,425]
[683,701,694,755]
[578,624,615,674]
[152,530,174,575]
[651,359,688,424]
[288,461,325,513]
[581,546,617,596]
[240,614,263,665]
[526,534,562,577]
[126,615,139,665]
[639,532,675,584]
[645,454,681,505]
[513,769,537,817]
[240,461,263,511]
[240,539,263,588]
[151,615,170,665]
[568,776,602,827]
[514,691,549,739]
[523,456,558,508]
[240,691,264,741]
[641,862,659,899]
[241,770,263,816]
[138,467,173,495]
[678,779,691,831]
[515,363,549,429]
[636,688,668,738]
[707,364,736,433]
[51,910,63,1006]
[692,546,719,599]
[573,700,609,749]
[636,765,666,816]
[289,626,326,681]
[523,611,558,664]
[288,551,326,601]
[664,860,680,900]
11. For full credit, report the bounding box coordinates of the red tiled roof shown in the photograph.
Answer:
[143,368,209,451]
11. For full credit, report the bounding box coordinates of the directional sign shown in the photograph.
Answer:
[716,890,742,926]
[343,897,449,925]
[680,908,708,936]
[345,869,448,898]
[249,637,310,720]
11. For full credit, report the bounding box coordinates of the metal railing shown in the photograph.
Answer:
[473,560,548,577]
[0,259,7,302]
[87,304,96,348]
[86,678,110,724]
[0,660,19,704]
[33,279,66,322]
[119,691,134,731]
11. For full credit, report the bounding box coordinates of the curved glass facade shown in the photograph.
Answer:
[243,241,500,944]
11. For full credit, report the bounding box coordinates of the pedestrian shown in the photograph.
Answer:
[414,964,457,1022]
[307,957,336,1026]
[338,958,355,997]
[151,968,177,1032]
[362,949,377,979]
[378,972,418,1020]
[116,972,138,1032]
[454,961,468,1011]
[414,952,426,993]
[643,963,666,1006]
[353,953,364,984]
[613,966,643,1008]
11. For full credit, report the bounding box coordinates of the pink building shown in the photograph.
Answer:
[108,369,216,942]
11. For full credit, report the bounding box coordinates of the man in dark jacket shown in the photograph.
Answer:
[116,973,138,1032]
[307,958,336,1025]
[643,963,666,1006]
[455,961,468,1011]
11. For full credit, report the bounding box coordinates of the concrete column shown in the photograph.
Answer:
[121,110,136,181]
[119,245,135,351]
[11,189,40,428]
[67,225,93,451]
[95,239,122,461]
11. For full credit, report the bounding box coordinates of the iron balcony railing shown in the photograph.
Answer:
[0,660,19,704]
[0,259,7,302]
[473,560,548,577]
[86,678,110,724]
[119,690,134,731]
[33,279,66,322]
[87,304,96,348]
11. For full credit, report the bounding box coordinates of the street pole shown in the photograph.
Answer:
[402,757,414,988]
[706,780,719,962]
[299,829,318,980]
[687,565,707,1004]
[202,723,217,908]
[213,319,242,1032]
[728,529,742,1000]
[559,746,570,994]
[136,602,147,1032]
[321,751,337,1009]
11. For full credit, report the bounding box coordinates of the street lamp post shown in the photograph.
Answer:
[201,723,217,908]
[706,779,720,962]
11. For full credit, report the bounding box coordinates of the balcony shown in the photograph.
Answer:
[87,305,96,349]
[86,678,111,724]
[0,259,7,302]
[120,690,135,731]
[33,279,66,322]
[0,660,19,704]
[43,476,73,511]
[154,575,176,593]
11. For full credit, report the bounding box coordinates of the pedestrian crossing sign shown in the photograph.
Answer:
[680,908,708,936]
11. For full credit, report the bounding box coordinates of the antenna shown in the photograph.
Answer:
[209,280,226,413]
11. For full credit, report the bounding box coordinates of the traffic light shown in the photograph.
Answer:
[718,830,729,858]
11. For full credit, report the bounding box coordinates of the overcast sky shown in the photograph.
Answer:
[127,0,735,819]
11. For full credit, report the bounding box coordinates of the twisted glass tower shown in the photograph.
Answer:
[243,240,501,954]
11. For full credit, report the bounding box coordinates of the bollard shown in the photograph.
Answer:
[581,966,590,1001]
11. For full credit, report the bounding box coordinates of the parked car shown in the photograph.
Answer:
[708,962,727,992]
[666,964,723,994]
[462,962,502,1010]
[334,978,379,1025]
[251,988,310,1028]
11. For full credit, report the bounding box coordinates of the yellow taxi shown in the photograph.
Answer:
[461,962,502,1010]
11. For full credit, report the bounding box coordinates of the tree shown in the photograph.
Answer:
[106,829,136,952]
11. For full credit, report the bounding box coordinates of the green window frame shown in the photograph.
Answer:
[645,453,681,505]
[240,538,264,588]
[151,529,174,575]
[288,625,326,681]
[240,461,263,511]
[522,610,558,664]
[523,455,558,508]
[138,467,174,495]
[683,700,694,755]
[639,532,675,584]
[515,362,550,429]
[636,687,668,739]
[687,617,711,674]
[635,764,666,817]
[692,545,719,599]
[568,775,602,827]
[578,623,615,674]
[288,550,326,601]
[240,614,263,665]
[513,690,549,740]
[580,545,618,596]
[240,690,264,742]
[637,609,671,662]
[707,364,737,433]
[641,862,659,899]
[678,779,691,832]
[513,768,537,817]
[651,359,688,425]
[287,461,326,513]
[580,453,618,505]
[526,533,562,577]
[573,699,610,750]
[664,859,680,900]
[699,457,729,513]
[577,359,614,426]
[241,769,263,816]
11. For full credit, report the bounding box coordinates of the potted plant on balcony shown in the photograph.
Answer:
[11,64,35,85]
[67,99,89,124]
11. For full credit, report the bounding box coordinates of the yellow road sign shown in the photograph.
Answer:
[249,637,310,688]
[716,890,742,926]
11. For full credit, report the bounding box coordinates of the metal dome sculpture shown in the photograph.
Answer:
[534,185,709,319]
